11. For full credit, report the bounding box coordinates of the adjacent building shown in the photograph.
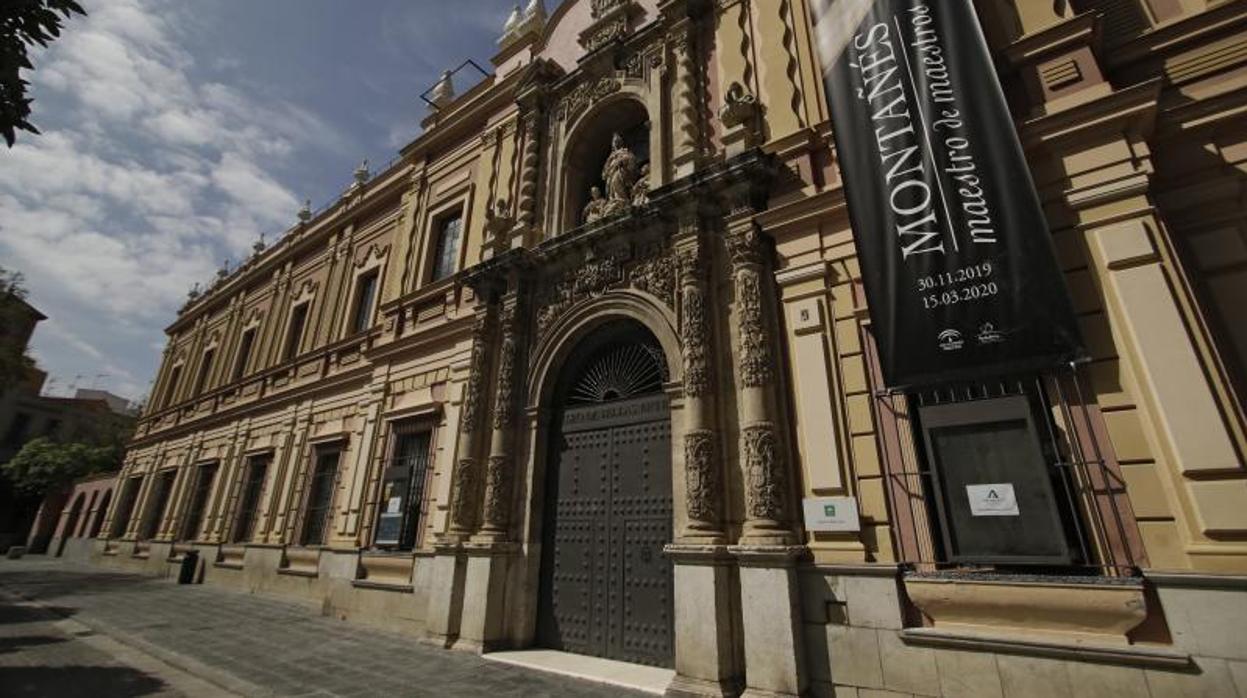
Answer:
[86,1,1247,696]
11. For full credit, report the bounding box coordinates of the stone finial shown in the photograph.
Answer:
[298,199,312,222]
[504,4,522,34]
[354,159,370,185]
[217,261,229,280]
[524,0,546,20]
[253,233,266,255]
[430,70,456,108]
[187,283,201,300]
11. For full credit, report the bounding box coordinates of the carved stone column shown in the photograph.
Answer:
[670,20,702,178]
[677,235,725,542]
[726,219,796,546]
[515,110,542,231]
[447,305,495,540]
[725,212,807,698]
[477,296,524,541]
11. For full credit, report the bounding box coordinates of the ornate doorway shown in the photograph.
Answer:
[536,324,674,667]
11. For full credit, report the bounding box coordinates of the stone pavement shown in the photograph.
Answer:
[0,557,647,697]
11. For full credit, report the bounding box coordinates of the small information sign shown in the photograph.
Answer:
[802,497,861,533]
[965,484,1020,517]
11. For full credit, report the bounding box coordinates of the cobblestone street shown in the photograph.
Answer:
[0,557,645,697]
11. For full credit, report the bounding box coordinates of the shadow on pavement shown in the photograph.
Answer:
[1,665,171,697]
[0,602,79,625]
[0,634,69,654]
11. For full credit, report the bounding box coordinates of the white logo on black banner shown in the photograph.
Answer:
[938,329,963,351]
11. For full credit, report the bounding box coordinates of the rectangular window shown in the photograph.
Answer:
[110,476,143,538]
[231,454,270,543]
[350,270,379,334]
[373,424,433,551]
[232,328,257,381]
[301,446,341,546]
[181,463,218,541]
[139,470,177,540]
[162,365,183,408]
[193,348,216,396]
[431,213,463,281]
[284,303,309,361]
[4,412,31,447]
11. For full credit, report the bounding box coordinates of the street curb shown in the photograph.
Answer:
[0,584,269,697]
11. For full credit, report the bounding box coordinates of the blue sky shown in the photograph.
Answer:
[0,0,516,404]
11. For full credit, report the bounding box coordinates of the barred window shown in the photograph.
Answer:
[231,455,270,543]
[373,423,433,551]
[431,213,462,281]
[181,463,218,542]
[301,447,341,546]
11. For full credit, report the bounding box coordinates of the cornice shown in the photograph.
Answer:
[1019,79,1161,150]
[1105,1,1247,70]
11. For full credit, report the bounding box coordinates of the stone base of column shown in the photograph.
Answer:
[665,544,743,697]
[453,542,520,654]
[728,545,809,698]
[422,542,468,649]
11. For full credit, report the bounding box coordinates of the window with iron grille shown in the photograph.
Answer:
[431,212,462,281]
[301,447,341,546]
[110,476,143,538]
[181,462,218,542]
[162,365,182,408]
[231,455,270,543]
[139,470,177,540]
[373,423,433,551]
[865,332,1145,576]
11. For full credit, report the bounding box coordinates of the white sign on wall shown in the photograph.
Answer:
[802,497,861,533]
[965,484,1020,517]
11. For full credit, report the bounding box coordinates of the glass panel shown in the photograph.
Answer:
[285,304,309,360]
[139,471,176,540]
[432,214,462,281]
[194,349,215,395]
[352,272,379,334]
[233,329,256,380]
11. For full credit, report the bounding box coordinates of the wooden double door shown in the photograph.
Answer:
[536,392,674,668]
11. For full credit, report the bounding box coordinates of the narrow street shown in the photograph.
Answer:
[0,557,644,697]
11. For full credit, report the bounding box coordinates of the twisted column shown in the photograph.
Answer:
[516,111,542,230]
[478,296,524,541]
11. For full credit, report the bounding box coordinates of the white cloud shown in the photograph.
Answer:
[0,0,345,402]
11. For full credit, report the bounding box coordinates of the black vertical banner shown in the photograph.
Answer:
[811,0,1084,389]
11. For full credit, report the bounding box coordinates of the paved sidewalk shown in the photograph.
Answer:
[0,557,645,697]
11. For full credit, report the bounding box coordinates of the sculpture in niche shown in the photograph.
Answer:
[583,133,642,224]
[583,187,608,224]
[632,163,650,207]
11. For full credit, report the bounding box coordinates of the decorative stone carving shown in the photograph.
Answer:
[631,163,650,206]
[591,0,626,19]
[481,455,512,530]
[557,79,620,122]
[491,309,519,430]
[460,312,491,433]
[450,457,478,531]
[735,267,773,387]
[517,112,542,227]
[680,283,711,398]
[535,246,675,340]
[582,186,609,224]
[628,246,676,309]
[582,17,628,52]
[684,429,718,522]
[742,423,785,520]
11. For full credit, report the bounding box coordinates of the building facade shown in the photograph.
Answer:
[87,1,1247,696]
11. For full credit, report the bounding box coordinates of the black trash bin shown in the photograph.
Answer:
[177,550,199,584]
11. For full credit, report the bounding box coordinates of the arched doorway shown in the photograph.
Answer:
[88,489,111,538]
[536,320,674,667]
[57,494,85,557]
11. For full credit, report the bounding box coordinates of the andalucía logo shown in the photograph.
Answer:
[938,329,964,351]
